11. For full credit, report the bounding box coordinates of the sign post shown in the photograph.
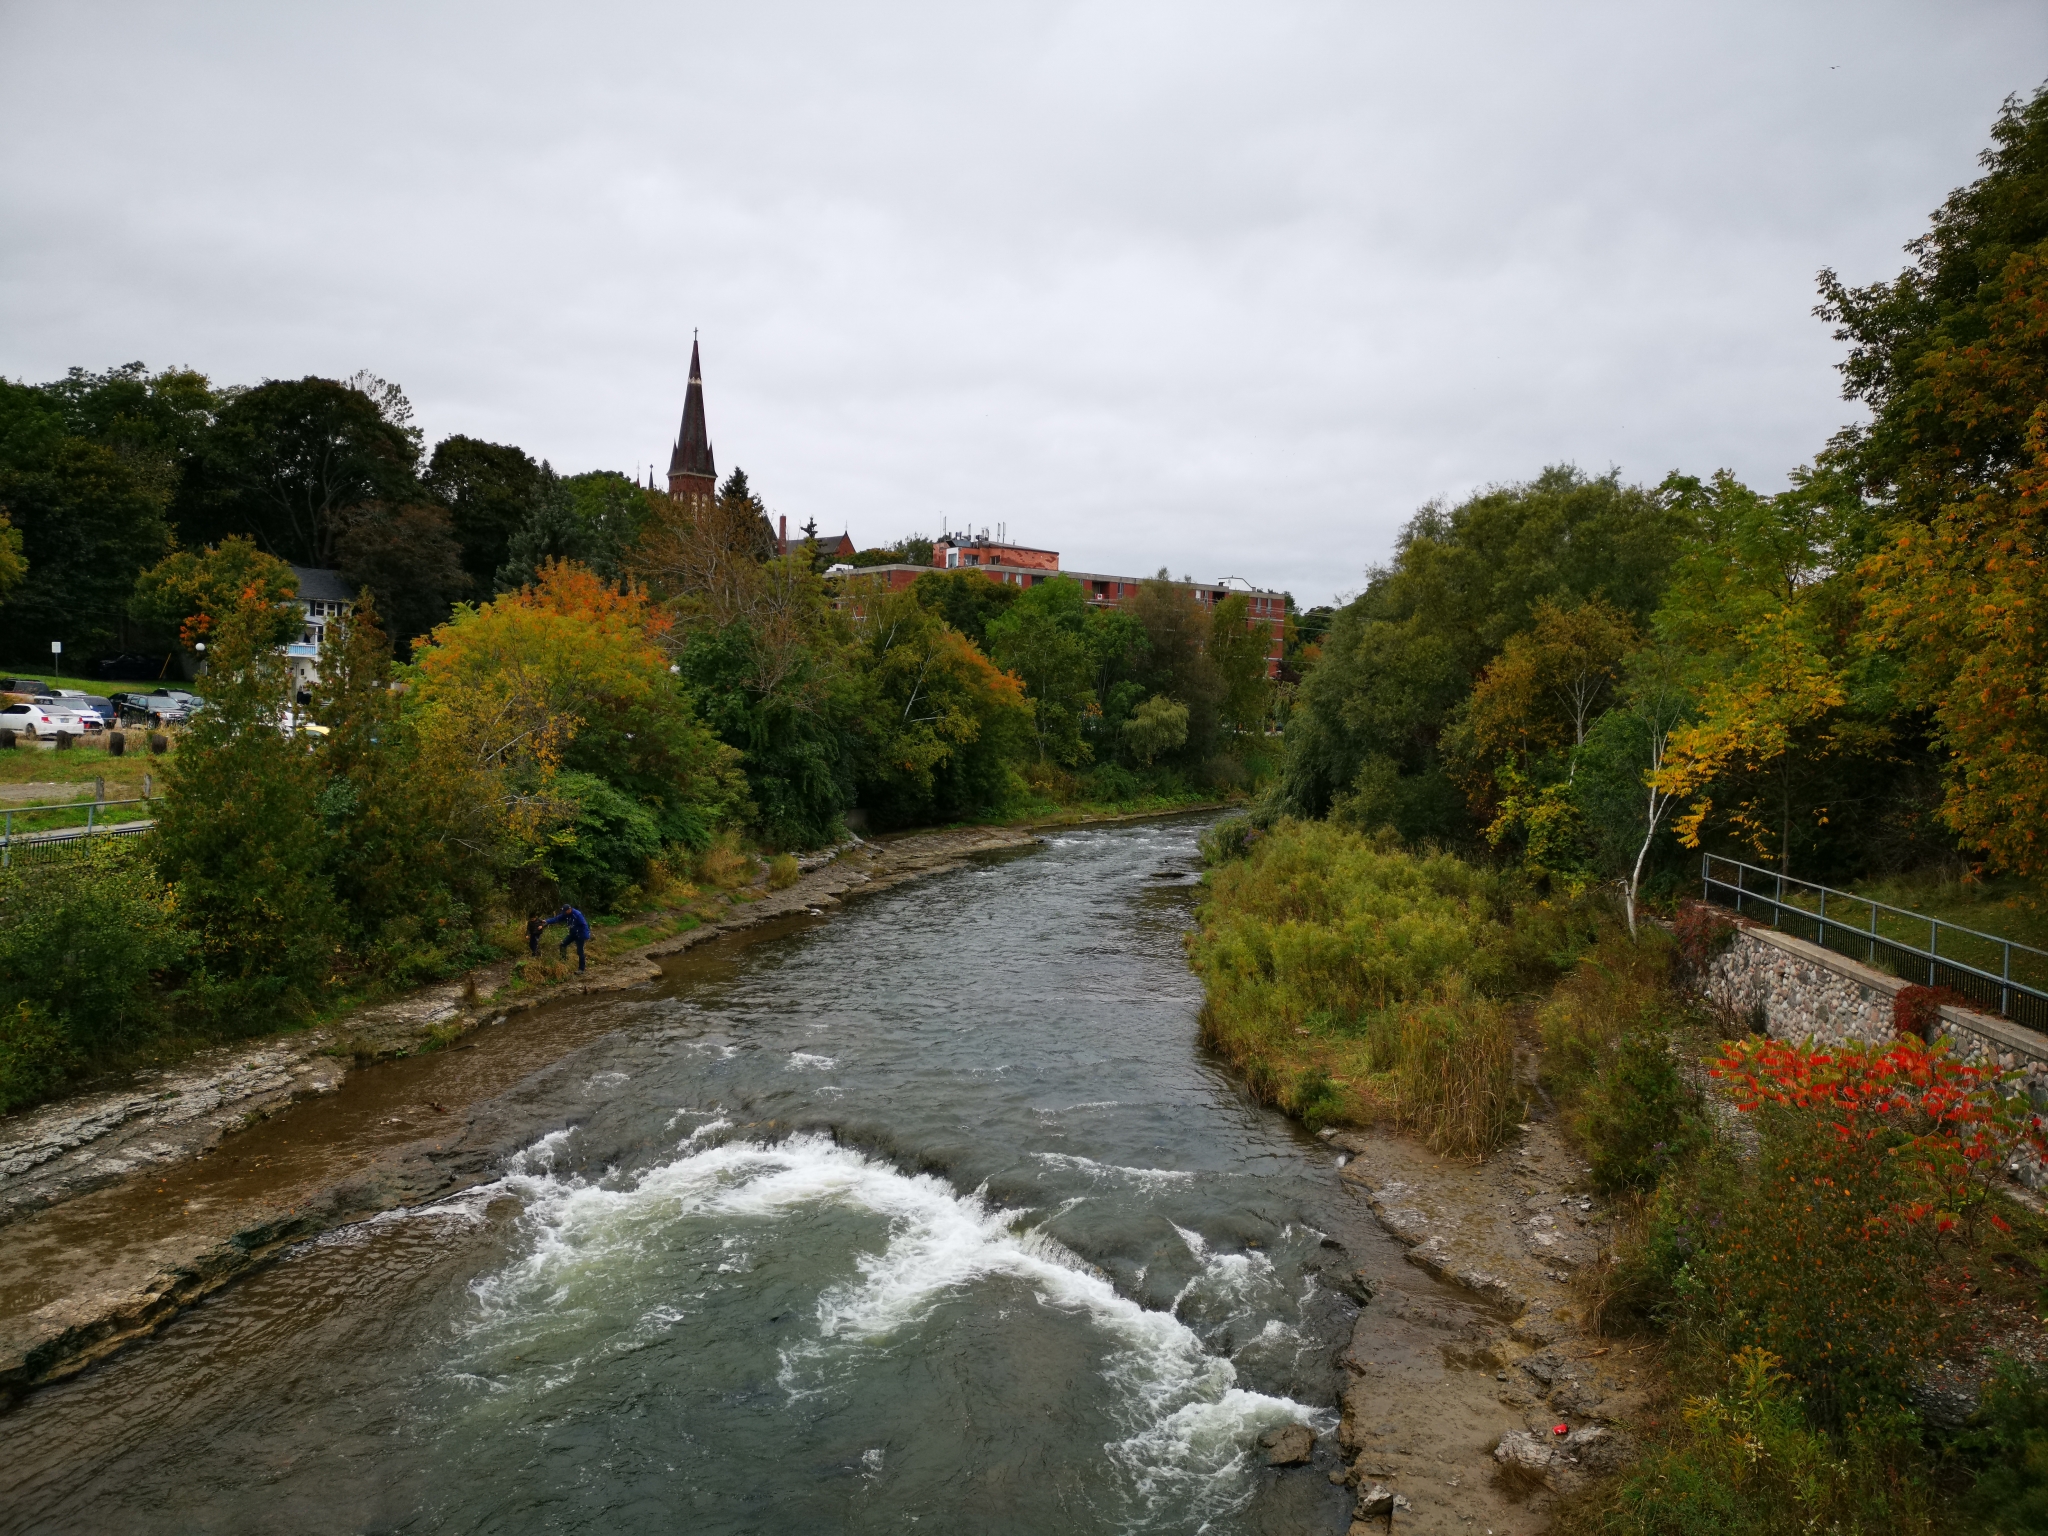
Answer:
[49,639,60,679]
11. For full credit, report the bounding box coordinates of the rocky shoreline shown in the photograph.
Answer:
[1324,1111,1647,1535]
[0,824,1037,1408]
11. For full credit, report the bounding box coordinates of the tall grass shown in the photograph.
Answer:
[1188,818,1588,1157]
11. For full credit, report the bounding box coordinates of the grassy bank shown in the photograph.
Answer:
[1186,817,1596,1157]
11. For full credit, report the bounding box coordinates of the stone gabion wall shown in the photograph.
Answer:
[1701,929,1896,1051]
[1704,925,2048,1095]
[1703,925,2048,1184]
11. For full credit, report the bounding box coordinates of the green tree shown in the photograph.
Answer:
[1208,592,1273,735]
[1817,83,2048,525]
[1121,695,1188,765]
[495,463,598,592]
[312,595,496,978]
[153,590,342,1014]
[334,500,471,650]
[985,576,1097,765]
[563,470,659,578]
[423,434,542,591]
[1276,466,1689,833]
[849,588,1032,827]
[1129,576,1222,763]
[911,568,1020,648]
[189,376,423,567]
[0,378,176,658]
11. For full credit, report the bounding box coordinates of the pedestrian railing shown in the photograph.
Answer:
[1700,854,2048,1033]
[0,797,155,867]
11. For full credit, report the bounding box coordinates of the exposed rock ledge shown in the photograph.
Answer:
[1328,1112,1653,1535]
[0,824,1036,1406]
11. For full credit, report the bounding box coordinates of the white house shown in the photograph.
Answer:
[286,566,354,689]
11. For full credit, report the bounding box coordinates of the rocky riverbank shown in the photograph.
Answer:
[0,824,1036,1408]
[1326,1111,1649,1535]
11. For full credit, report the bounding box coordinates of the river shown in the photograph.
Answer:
[2,820,1387,1534]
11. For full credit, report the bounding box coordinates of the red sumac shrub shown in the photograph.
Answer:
[1674,901,1738,971]
[1893,984,1968,1041]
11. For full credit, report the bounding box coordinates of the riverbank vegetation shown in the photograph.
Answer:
[0,448,1281,1111]
[1189,96,2048,1516]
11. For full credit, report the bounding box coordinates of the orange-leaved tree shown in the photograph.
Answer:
[1862,250,2048,879]
[129,535,300,650]
[407,560,743,867]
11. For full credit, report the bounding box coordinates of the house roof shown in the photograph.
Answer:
[290,566,354,604]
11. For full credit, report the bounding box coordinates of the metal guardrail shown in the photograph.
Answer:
[0,797,155,867]
[1701,854,2048,1033]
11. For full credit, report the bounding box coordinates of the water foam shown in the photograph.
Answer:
[1032,1150,1200,1188]
[468,1131,1312,1521]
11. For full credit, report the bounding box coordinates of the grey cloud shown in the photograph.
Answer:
[2,1,2043,603]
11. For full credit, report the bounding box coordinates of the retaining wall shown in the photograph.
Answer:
[1702,922,2048,1103]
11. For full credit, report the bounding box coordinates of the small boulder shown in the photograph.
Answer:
[1493,1430,1555,1472]
[1259,1422,1314,1465]
[1353,1483,1413,1521]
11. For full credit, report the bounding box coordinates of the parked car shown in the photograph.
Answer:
[0,678,52,698]
[113,690,201,728]
[0,700,88,738]
[66,697,117,729]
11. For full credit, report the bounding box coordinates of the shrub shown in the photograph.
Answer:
[0,839,189,1110]
[766,853,800,890]
[699,833,755,890]
[1388,986,1520,1159]
[0,1000,75,1114]
[1597,1347,1938,1536]
[1672,900,1738,971]
[1197,814,1255,866]
[1575,1030,1703,1193]
[1187,818,1552,1153]
[544,771,663,913]
[1538,926,1706,1192]
[1894,983,1969,1040]
[1960,1356,2048,1531]
[1081,762,1143,803]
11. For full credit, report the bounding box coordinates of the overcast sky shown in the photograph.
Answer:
[3,4,2044,605]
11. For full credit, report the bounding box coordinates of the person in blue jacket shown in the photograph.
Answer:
[542,904,590,971]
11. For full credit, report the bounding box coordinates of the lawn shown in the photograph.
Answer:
[1753,866,2048,998]
[0,733,167,834]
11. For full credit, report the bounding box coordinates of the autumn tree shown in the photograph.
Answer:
[847,587,1032,826]
[129,536,300,650]
[408,561,743,873]
[985,576,1097,765]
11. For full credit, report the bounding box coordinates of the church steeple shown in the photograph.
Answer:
[666,335,716,502]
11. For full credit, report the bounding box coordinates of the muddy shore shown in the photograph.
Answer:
[0,824,1036,1406]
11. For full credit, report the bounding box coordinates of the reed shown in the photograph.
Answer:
[1188,818,1561,1155]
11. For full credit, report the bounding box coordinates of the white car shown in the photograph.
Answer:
[0,700,88,738]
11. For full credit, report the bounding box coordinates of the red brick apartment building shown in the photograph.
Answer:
[840,531,1288,679]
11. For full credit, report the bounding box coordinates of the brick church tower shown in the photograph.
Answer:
[666,336,716,505]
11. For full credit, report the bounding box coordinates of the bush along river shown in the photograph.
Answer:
[0,820,1568,1535]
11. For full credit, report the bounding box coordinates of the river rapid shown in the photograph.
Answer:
[3,821,1384,1534]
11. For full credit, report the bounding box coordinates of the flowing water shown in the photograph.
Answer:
[3,821,1382,1535]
